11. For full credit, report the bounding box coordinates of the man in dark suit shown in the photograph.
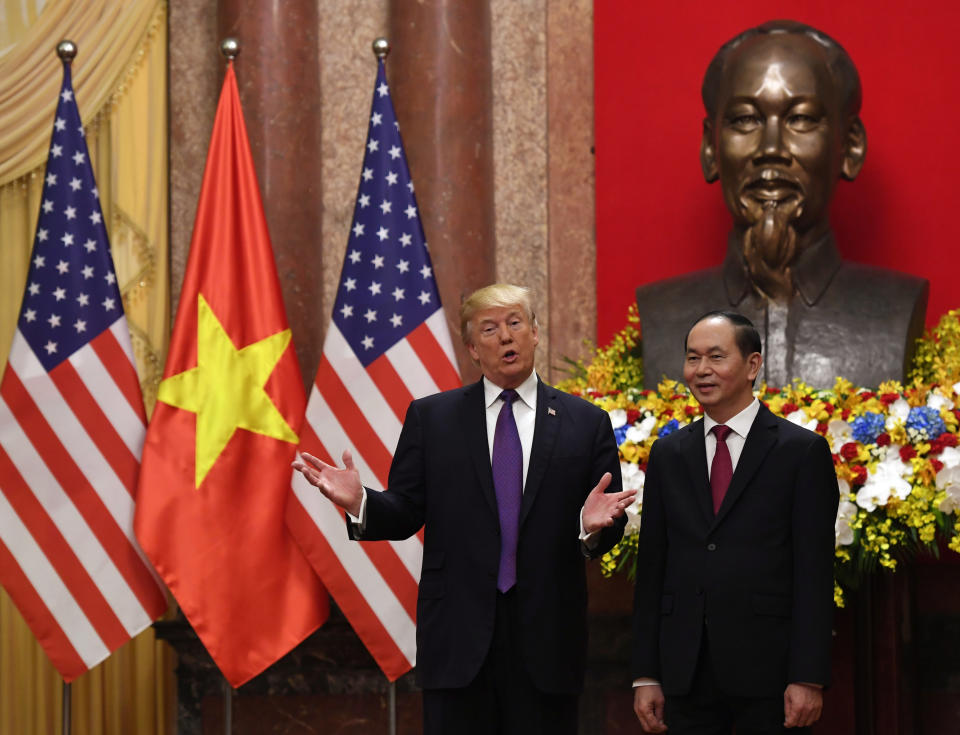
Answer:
[294,283,635,735]
[632,311,838,734]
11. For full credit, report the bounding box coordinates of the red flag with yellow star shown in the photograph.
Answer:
[134,63,328,686]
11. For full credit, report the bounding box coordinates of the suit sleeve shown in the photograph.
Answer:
[351,400,429,541]
[789,434,839,686]
[585,403,627,558]
[631,438,668,680]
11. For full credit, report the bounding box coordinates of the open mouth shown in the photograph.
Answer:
[502,349,518,363]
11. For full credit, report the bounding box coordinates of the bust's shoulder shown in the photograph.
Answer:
[833,261,928,293]
[635,266,725,307]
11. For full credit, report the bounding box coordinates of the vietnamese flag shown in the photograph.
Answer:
[134,62,328,686]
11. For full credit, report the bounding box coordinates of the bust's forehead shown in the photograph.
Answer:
[718,33,839,105]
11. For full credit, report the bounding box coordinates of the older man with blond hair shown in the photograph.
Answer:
[294,283,633,735]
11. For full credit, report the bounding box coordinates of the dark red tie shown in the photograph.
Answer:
[710,425,733,514]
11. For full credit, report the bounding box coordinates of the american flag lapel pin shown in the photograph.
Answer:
[548,407,556,416]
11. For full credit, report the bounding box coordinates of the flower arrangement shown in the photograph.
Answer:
[558,308,960,607]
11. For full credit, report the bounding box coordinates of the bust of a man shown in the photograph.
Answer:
[636,20,928,389]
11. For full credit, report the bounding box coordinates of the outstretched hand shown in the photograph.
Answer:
[581,471,637,535]
[292,451,364,517]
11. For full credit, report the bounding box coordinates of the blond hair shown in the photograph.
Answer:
[459,283,538,344]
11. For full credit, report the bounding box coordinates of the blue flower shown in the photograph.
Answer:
[850,412,886,444]
[658,419,680,438]
[905,406,947,440]
[613,424,629,446]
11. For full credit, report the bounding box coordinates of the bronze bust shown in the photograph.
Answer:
[636,20,928,389]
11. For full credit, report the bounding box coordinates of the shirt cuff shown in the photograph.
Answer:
[632,678,660,688]
[579,508,599,548]
[347,487,368,530]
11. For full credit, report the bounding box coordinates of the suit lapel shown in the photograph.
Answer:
[519,378,559,527]
[680,419,715,526]
[711,403,778,528]
[463,379,499,519]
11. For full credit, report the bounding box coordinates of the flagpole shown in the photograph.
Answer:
[57,38,78,735]
[223,677,233,734]
[61,681,71,735]
[371,32,400,735]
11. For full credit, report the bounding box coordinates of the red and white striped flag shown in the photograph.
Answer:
[286,57,460,681]
[0,57,166,682]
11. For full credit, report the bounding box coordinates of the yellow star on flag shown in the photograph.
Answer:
[158,294,299,488]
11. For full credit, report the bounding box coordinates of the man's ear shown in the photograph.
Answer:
[700,118,719,183]
[840,117,866,181]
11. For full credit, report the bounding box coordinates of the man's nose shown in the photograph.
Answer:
[497,324,513,342]
[757,116,790,161]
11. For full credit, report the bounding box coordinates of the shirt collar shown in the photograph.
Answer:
[722,230,842,307]
[703,397,760,440]
[482,371,538,410]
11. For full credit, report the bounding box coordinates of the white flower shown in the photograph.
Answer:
[885,398,911,430]
[837,477,851,498]
[940,483,960,514]
[927,390,955,412]
[785,409,818,432]
[835,500,858,547]
[626,415,658,443]
[952,380,960,398]
[620,462,645,494]
[938,446,960,470]
[855,456,912,511]
[608,408,627,429]
[624,500,643,535]
[855,483,889,512]
[827,420,853,453]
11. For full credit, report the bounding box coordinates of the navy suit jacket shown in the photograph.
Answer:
[631,403,838,697]
[356,377,624,693]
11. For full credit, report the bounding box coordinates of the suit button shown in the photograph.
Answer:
[707,543,717,551]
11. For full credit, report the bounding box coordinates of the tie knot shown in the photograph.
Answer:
[711,424,732,442]
[499,389,518,406]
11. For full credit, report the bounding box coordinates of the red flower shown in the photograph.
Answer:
[670,394,685,401]
[782,402,799,414]
[860,391,876,401]
[841,408,852,421]
[851,465,868,486]
[822,403,835,415]
[932,459,945,473]
[900,446,917,462]
[817,422,828,434]
[840,442,860,461]
[662,408,674,417]
[626,409,641,425]
[943,433,959,448]
[876,433,891,447]
[685,405,698,416]
[880,392,900,406]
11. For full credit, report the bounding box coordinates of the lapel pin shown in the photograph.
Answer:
[548,407,556,416]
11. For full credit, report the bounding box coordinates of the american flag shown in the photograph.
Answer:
[286,58,461,680]
[0,60,166,682]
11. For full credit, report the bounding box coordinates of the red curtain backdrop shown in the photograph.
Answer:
[595,1,960,346]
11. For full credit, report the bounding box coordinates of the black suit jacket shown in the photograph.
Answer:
[631,403,838,697]
[356,377,624,693]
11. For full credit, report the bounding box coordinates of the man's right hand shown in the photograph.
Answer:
[634,684,667,733]
[292,450,364,517]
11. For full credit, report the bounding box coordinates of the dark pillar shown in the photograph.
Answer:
[217,0,325,387]
[388,0,496,381]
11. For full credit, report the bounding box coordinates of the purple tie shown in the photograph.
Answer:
[492,389,522,592]
[710,425,733,514]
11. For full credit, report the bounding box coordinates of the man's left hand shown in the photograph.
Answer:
[582,472,637,535]
[784,682,823,728]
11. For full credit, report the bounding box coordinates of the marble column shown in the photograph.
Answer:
[217,0,325,386]
[388,0,497,381]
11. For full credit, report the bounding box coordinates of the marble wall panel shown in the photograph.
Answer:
[490,0,550,378]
